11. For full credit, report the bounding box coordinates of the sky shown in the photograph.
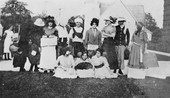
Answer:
[0,0,164,28]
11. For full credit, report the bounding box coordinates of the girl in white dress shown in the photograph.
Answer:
[53,47,77,78]
[91,48,118,78]
[3,25,14,60]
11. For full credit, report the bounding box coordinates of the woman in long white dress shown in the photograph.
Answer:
[3,25,14,60]
[53,47,77,78]
[91,48,118,78]
[39,18,58,72]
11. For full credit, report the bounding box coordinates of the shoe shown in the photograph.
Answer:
[34,67,39,72]
[44,70,48,73]
[49,69,54,73]
[7,56,12,60]
[118,69,124,75]
[20,68,26,72]
[29,69,33,72]
[113,69,117,73]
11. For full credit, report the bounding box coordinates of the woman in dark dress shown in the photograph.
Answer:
[101,16,118,72]
[10,35,27,72]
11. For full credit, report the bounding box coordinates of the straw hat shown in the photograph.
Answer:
[34,18,45,27]
[118,17,126,22]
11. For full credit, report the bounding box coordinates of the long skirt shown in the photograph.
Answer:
[57,38,68,57]
[39,46,56,70]
[72,42,84,57]
[53,67,77,78]
[128,44,141,68]
[13,54,27,68]
[95,66,117,78]
[102,38,118,69]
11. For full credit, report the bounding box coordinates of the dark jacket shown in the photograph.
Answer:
[11,43,27,68]
[114,25,130,46]
[28,43,40,65]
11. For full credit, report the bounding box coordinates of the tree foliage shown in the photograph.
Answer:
[1,0,32,33]
[145,13,162,43]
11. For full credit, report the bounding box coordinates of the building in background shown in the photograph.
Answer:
[163,0,170,33]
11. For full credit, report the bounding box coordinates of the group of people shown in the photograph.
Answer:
[2,15,149,78]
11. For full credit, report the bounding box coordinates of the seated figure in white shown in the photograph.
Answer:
[53,47,77,78]
[91,48,118,79]
[74,51,94,78]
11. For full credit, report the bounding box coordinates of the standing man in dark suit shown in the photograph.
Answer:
[114,17,130,75]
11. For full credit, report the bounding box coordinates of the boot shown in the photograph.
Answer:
[20,67,26,72]
[34,65,39,72]
[7,53,11,60]
[4,53,7,60]
[29,65,34,72]
[118,69,123,75]
[113,69,117,73]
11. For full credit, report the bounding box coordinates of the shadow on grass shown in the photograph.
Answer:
[0,71,146,98]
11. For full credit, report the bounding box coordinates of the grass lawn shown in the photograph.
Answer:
[0,71,145,98]
[1,71,170,98]
[156,54,170,61]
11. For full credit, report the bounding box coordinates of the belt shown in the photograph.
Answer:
[133,42,141,46]
[104,37,113,40]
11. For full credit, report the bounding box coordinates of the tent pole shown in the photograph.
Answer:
[120,0,138,23]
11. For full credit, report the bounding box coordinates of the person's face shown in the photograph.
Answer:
[48,22,53,27]
[105,20,111,25]
[102,52,107,57]
[82,53,87,60]
[65,51,70,56]
[96,51,101,57]
[76,22,81,27]
[137,25,142,30]
[77,52,82,57]
[92,23,97,29]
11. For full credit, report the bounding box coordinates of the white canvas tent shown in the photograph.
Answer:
[98,0,152,41]
[99,0,137,41]
[83,0,100,32]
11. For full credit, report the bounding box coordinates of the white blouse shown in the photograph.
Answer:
[69,27,85,43]
[56,55,75,68]
[91,55,109,67]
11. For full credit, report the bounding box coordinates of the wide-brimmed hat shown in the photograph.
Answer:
[34,18,45,27]
[104,16,117,23]
[74,17,83,23]
[136,22,144,27]
[118,17,126,22]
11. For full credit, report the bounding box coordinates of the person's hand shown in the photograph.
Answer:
[54,66,57,69]
[39,48,42,52]
[18,51,22,54]
[144,49,149,54]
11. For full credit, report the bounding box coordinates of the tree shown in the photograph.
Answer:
[145,13,162,42]
[1,0,32,33]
